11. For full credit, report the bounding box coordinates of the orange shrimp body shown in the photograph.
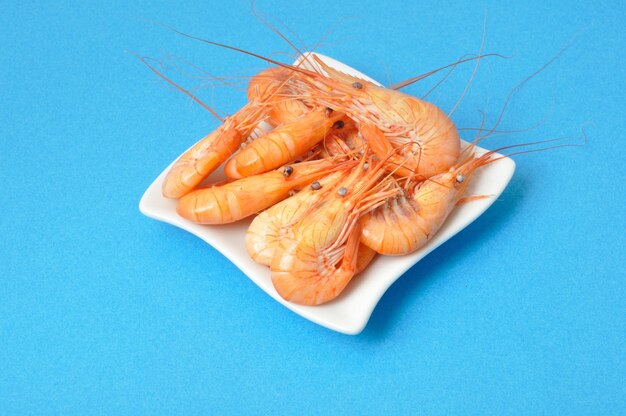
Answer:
[315,121,365,157]
[272,222,364,305]
[161,102,267,199]
[224,107,347,178]
[288,58,461,178]
[177,159,348,224]
[247,66,310,126]
[360,149,494,255]
[245,170,349,265]
[355,243,376,275]
[271,158,399,305]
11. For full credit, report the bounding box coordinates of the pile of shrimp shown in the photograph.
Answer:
[144,0,601,308]
[134,0,587,307]
[139,48,514,307]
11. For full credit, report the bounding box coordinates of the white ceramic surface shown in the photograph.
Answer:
[139,53,515,335]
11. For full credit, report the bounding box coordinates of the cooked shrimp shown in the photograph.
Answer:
[272,222,364,305]
[287,56,461,179]
[177,159,353,224]
[161,64,311,198]
[154,30,461,179]
[132,53,272,199]
[271,157,400,305]
[360,147,497,255]
[224,107,348,178]
[247,66,310,126]
[245,170,349,265]
[161,102,269,198]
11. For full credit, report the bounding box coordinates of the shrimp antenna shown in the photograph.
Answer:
[422,53,474,99]
[252,2,353,75]
[475,31,581,142]
[164,52,249,94]
[388,53,507,90]
[152,21,327,121]
[128,51,224,122]
[462,135,584,173]
[457,109,489,162]
[250,0,312,67]
[458,91,557,145]
[490,126,587,161]
[448,14,488,117]
[154,21,316,77]
[250,0,337,72]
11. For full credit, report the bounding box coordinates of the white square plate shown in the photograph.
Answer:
[139,53,515,335]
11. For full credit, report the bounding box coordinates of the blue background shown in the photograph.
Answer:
[2,0,624,414]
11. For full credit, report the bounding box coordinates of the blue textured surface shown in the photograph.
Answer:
[2,1,625,414]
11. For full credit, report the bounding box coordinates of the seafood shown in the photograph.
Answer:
[224,107,348,178]
[177,158,353,224]
[270,157,399,305]
[162,65,306,198]
[138,22,537,307]
[245,167,376,275]
[245,170,349,265]
[285,56,461,179]
[247,66,310,126]
[272,223,364,305]
[228,65,353,178]
[360,147,496,255]
[161,102,269,199]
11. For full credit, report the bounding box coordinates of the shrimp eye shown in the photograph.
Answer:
[337,187,348,196]
[455,174,466,184]
[333,120,345,129]
[283,166,294,177]
[311,181,322,190]
[352,82,363,89]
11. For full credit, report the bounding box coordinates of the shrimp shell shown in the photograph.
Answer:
[360,149,496,255]
[270,157,400,305]
[247,66,310,126]
[286,57,461,179]
[225,107,348,178]
[245,170,349,265]
[177,159,350,224]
